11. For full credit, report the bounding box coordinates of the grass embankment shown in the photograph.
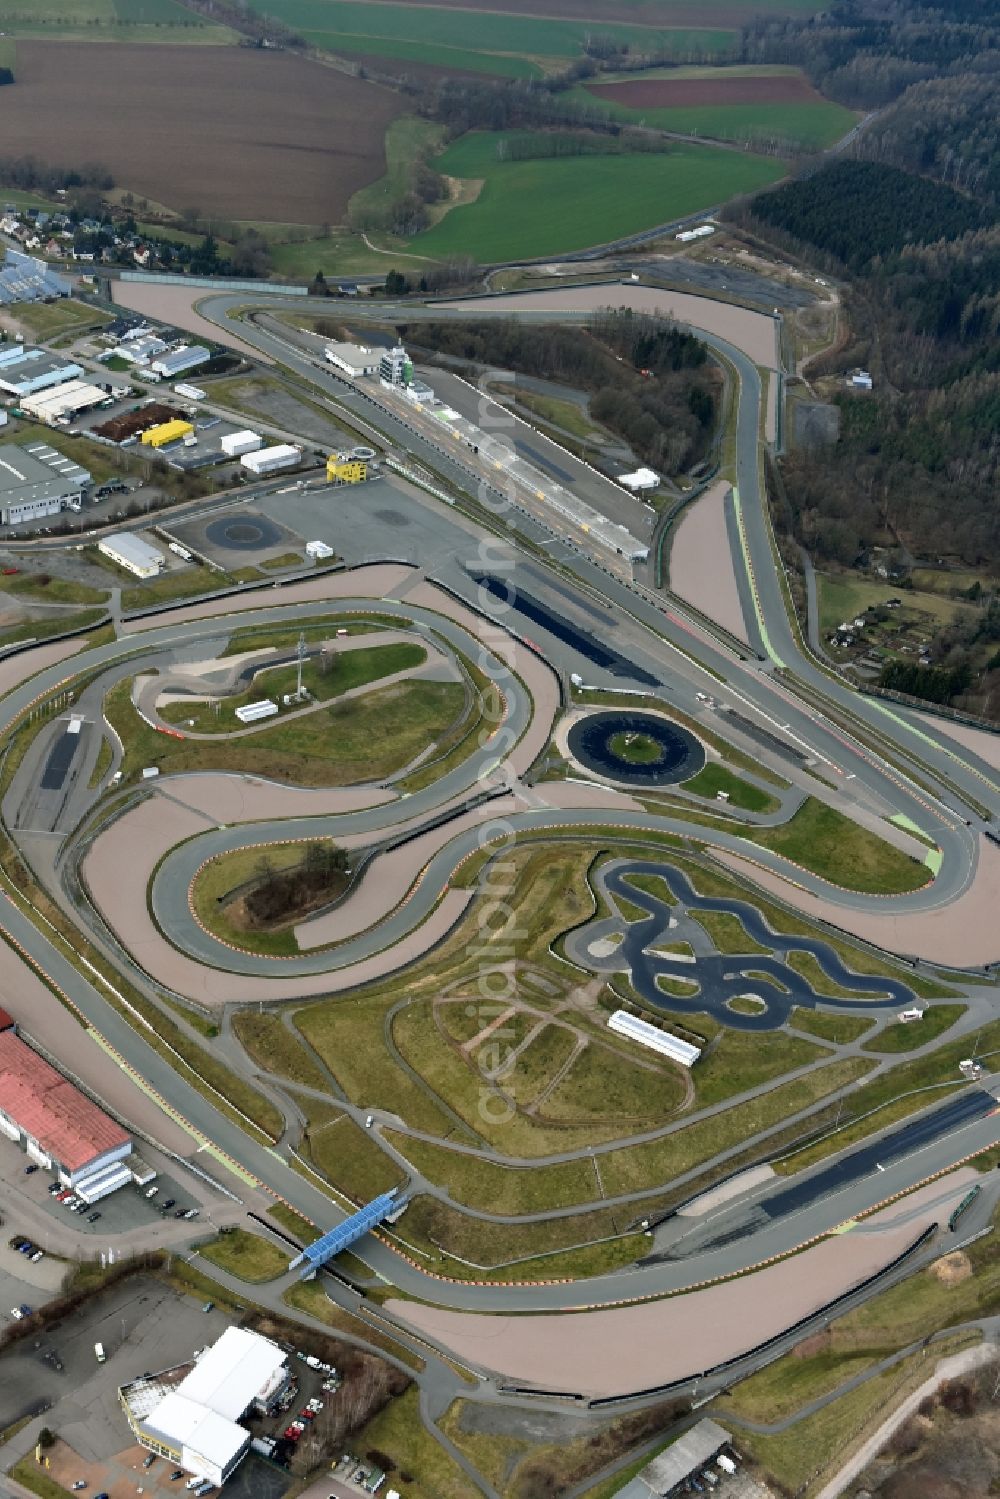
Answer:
[192,841,349,958]
[160,641,426,733]
[105,674,467,786]
[410,131,783,263]
[774,1019,1000,1175]
[267,1201,315,1240]
[198,1228,290,1283]
[283,1280,424,1371]
[747,797,930,894]
[0,607,106,651]
[0,573,108,607]
[683,762,779,813]
[232,1010,330,1088]
[789,1007,875,1043]
[222,617,395,655]
[300,1099,406,1202]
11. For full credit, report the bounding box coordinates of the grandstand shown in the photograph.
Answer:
[0,249,70,307]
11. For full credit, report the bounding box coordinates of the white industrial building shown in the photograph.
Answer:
[121,1327,292,1486]
[0,442,91,525]
[306,539,334,560]
[0,1016,133,1194]
[0,345,84,398]
[608,1010,701,1068]
[220,429,261,459]
[98,531,165,578]
[325,341,378,378]
[240,443,300,477]
[235,699,278,724]
[21,379,109,425]
[151,345,211,379]
[113,335,168,366]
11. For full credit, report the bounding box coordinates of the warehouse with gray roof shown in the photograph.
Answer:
[0,442,91,525]
[0,345,84,398]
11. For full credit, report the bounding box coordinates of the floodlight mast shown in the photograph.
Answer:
[296,631,306,701]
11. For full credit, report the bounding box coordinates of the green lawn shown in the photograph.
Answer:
[106,674,468,786]
[7,299,113,342]
[0,607,106,651]
[160,641,426,733]
[863,1003,967,1053]
[410,132,783,262]
[0,572,108,607]
[748,797,931,894]
[197,1227,290,1283]
[578,67,858,150]
[689,909,771,955]
[682,762,779,813]
[786,949,876,1000]
[232,1009,331,1089]
[789,1006,874,1043]
[256,0,737,76]
[817,570,972,636]
[512,387,607,441]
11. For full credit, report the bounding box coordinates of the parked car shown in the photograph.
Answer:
[183,1208,199,1219]
[87,1212,101,1224]
[55,1190,72,1202]
[71,1482,86,1491]
[9,1307,23,1320]
[24,1163,38,1176]
[145,1186,158,1199]
[174,1208,188,1219]
[169,1472,184,1482]
[161,1198,176,1211]
[47,1183,62,1195]
[30,1250,44,1262]
[17,1242,33,1255]
[142,1455,156,1469]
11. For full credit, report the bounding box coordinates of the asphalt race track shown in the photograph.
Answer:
[0,275,998,1405]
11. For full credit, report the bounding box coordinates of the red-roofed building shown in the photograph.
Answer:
[0,1008,14,1033]
[0,1029,131,1185]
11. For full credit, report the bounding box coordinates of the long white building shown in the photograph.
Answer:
[608,1009,701,1067]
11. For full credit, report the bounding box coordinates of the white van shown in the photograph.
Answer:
[94,1342,106,1363]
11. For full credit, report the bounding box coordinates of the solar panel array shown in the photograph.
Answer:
[0,249,70,307]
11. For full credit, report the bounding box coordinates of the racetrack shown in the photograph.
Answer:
[0,269,998,1404]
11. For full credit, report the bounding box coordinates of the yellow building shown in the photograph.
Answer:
[326,452,368,484]
[141,419,193,449]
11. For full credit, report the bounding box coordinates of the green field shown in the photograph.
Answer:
[747,796,931,895]
[0,0,233,41]
[244,0,737,75]
[410,131,783,261]
[576,66,858,151]
[7,299,113,342]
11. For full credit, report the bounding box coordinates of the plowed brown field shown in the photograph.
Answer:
[592,72,820,107]
[0,42,404,222]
